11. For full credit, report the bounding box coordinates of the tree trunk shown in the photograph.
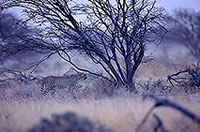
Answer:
[127,78,137,93]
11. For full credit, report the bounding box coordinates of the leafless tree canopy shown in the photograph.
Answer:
[2,0,167,92]
[167,8,200,61]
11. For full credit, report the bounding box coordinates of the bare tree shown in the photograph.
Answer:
[167,8,200,61]
[2,0,167,92]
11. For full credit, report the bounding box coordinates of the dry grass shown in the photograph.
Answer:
[1,60,200,132]
[0,95,200,132]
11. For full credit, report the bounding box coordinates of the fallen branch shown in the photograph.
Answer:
[136,104,155,131]
[136,94,200,131]
[153,114,171,132]
[0,68,42,84]
[167,62,200,87]
[148,95,200,123]
[167,69,188,85]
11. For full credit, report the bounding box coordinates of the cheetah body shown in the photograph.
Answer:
[39,73,87,94]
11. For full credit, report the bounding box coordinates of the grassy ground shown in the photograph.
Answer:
[0,94,200,132]
[0,60,200,132]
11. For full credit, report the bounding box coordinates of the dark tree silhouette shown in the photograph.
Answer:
[0,11,55,63]
[2,0,167,92]
[168,9,200,61]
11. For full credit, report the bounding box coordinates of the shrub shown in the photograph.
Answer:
[28,112,111,132]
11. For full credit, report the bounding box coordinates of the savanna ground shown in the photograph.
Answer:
[0,58,200,132]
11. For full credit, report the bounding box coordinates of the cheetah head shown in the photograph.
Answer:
[78,73,87,80]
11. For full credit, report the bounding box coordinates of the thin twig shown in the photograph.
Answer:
[153,114,171,132]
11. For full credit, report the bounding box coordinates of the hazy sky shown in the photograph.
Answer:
[8,0,200,17]
[158,0,200,13]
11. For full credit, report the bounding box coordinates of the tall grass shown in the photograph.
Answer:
[0,96,200,132]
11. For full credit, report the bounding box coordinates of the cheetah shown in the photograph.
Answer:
[38,73,87,95]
